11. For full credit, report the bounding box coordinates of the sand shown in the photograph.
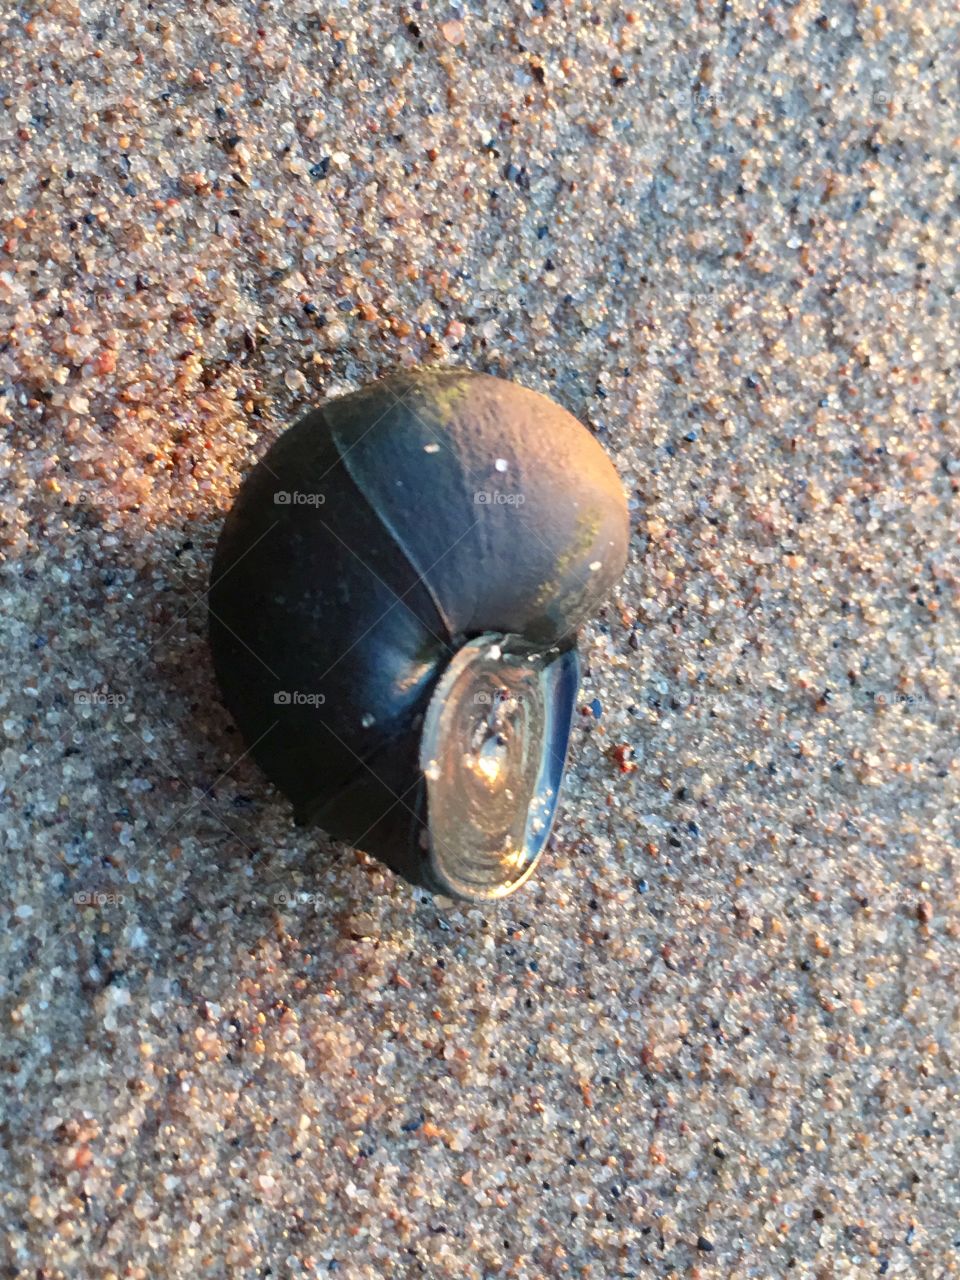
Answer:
[1,1,959,1276]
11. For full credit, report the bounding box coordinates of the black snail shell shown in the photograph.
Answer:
[208,368,628,901]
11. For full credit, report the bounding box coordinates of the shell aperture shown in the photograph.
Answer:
[418,635,579,900]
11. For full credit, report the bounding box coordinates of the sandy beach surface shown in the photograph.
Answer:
[2,1,959,1276]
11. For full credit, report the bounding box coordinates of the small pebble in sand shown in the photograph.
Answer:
[440,19,465,45]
